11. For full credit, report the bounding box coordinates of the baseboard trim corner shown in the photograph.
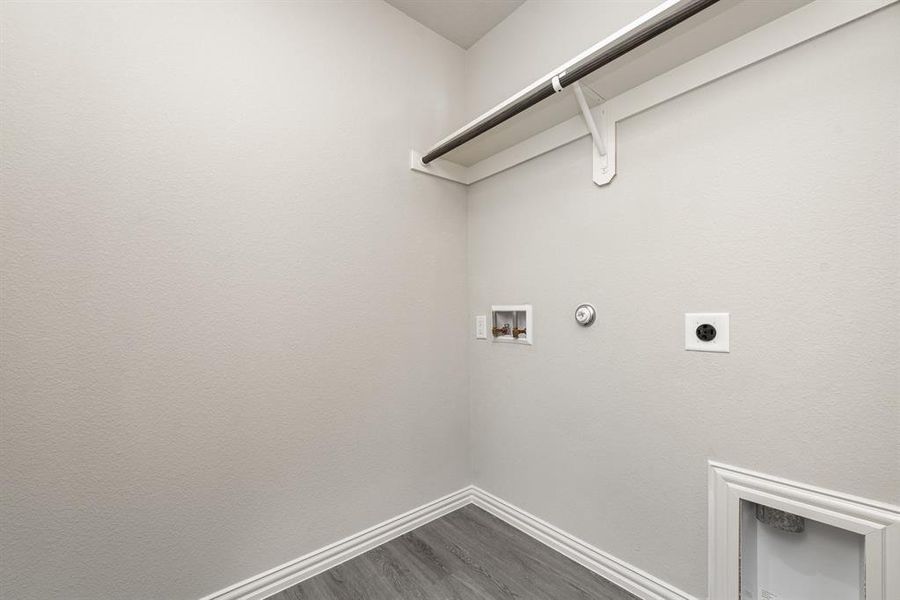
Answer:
[198,486,476,600]
[469,487,699,600]
[200,484,697,600]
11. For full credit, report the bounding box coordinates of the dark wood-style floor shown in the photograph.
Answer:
[267,504,639,600]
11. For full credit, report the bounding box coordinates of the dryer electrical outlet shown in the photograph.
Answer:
[685,313,729,352]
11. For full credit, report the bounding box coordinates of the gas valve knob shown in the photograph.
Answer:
[574,304,596,327]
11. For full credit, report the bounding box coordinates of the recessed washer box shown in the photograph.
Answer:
[685,312,729,352]
[491,305,532,345]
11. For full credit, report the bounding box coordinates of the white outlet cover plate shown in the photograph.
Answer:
[685,313,729,353]
[475,315,487,339]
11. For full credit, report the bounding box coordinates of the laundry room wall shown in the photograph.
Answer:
[0,2,469,598]
[465,3,900,596]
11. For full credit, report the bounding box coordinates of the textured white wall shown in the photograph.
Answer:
[466,4,900,598]
[0,2,468,599]
[4,2,900,599]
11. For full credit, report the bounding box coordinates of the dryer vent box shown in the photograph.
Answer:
[740,500,864,600]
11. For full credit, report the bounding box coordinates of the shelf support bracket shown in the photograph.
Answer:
[569,81,614,186]
[570,81,606,157]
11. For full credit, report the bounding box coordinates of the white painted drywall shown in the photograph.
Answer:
[0,2,468,599]
[466,4,900,598]
[4,2,900,599]
[383,0,524,49]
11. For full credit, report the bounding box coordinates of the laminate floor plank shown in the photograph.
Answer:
[267,505,640,600]
[426,508,594,600]
[453,507,635,600]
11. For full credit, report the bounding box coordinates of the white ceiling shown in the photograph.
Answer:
[385,0,524,49]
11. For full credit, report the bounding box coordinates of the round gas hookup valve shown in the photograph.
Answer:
[574,304,596,327]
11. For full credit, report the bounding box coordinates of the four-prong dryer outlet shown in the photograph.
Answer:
[685,313,729,352]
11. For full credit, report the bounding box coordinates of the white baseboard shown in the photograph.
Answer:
[198,486,476,600]
[200,485,695,600]
[470,487,698,600]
